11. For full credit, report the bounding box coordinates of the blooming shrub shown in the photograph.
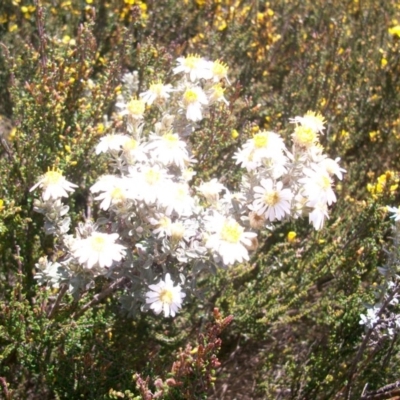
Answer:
[31,55,343,318]
[2,1,400,399]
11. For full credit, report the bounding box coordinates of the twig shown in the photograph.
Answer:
[47,284,68,319]
[0,42,15,86]
[361,384,369,397]
[381,332,398,371]
[0,377,11,400]
[14,245,22,301]
[360,380,400,400]
[72,276,129,320]
[33,0,47,72]
[355,335,386,379]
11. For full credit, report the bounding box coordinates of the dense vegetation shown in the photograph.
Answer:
[1,0,400,398]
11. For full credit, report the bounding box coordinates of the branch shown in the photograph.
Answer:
[33,0,47,72]
[0,377,11,400]
[72,276,129,320]
[360,380,400,400]
[47,284,68,319]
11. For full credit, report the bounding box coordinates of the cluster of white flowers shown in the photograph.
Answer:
[235,113,345,230]
[31,55,344,318]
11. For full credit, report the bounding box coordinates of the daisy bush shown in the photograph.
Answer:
[31,54,344,319]
[4,1,400,398]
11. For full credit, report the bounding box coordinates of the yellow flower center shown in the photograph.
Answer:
[175,185,187,201]
[145,169,161,185]
[212,60,228,78]
[171,223,185,241]
[253,131,270,148]
[264,191,280,206]
[127,98,145,116]
[149,82,164,96]
[220,220,243,243]
[183,88,199,105]
[212,84,225,98]
[90,235,106,252]
[293,126,317,147]
[319,175,331,190]
[162,133,179,148]
[105,135,116,144]
[159,289,174,304]
[302,111,325,130]
[44,170,63,185]
[158,216,171,229]
[123,138,138,151]
[111,187,124,200]
[183,54,201,69]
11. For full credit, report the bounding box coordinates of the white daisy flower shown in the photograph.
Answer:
[252,179,293,222]
[149,214,197,243]
[128,165,170,205]
[319,157,346,180]
[257,152,289,179]
[159,181,194,216]
[148,214,172,238]
[290,111,326,134]
[291,125,319,148]
[198,178,226,204]
[72,232,126,269]
[209,60,230,83]
[182,86,208,122]
[233,145,258,171]
[173,54,212,81]
[30,169,78,201]
[234,130,287,171]
[387,206,400,221]
[90,175,130,211]
[169,221,187,244]
[300,166,337,205]
[116,96,145,120]
[140,81,173,105]
[146,273,186,317]
[208,84,229,105]
[90,174,116,192]
[121,137,147,164]
[247,130,286,157]
[95,134,130,154]
[146,132,189,169]
[307,143,326,162]
[182,168,197,182]
[206,214,256,266]
[308,201,329,230]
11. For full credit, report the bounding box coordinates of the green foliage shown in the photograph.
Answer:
[1,0,400,399]
[1,280,228,399]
